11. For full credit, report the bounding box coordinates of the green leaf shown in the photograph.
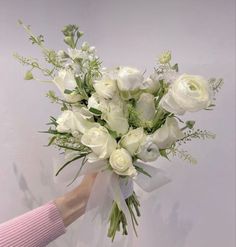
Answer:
[61,103,68,111]
[134,165,151,177]
[64,89,73,94]
[186,120,195,129]
[66,156,87,186]
[47,136,57,146]
[159,149,169,160]
[55,154,86,176]
[64,36,75,48]
[89,107,102,115]
[172,63,179,72]
[24,70,34,80]
[107,129,119,139]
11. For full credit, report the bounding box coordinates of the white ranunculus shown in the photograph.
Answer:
[135,93,156,121]
[120,128,146,155]
[109,148,137,177]
[141,76,160,94]
[103,97,129,135]
[87,93,108,113]
[152,117,184,149]
[56,110,99,134]
[93,76,117,99]
[53,70,81,103]
[81,126,117,160]
[137,136,160,162]
[160,74,212,114]
[117,67,144,99]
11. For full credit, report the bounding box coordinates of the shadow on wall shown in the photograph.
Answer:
[12,161,79,247]
[134,196,194,247]
[154,203,193,247]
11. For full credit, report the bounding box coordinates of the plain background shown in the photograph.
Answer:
[0,0,235,246]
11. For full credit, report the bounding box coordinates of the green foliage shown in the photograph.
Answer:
[14,53,55,78]
[134,165,151,177]
[171,63,179,72]
[55,153,87,176]
[154,80,168,101]
[167,146,197,164]
[108,193,140,241]
[89,107,102,115]
[62,24,83,48]
[46,90,59,103]
[66,156,88,186]
[16,20,64,80]
[29,34,44,45]
[179,128,216,144]
[159,149,169,160]
[24,70,34,80]
[152,108,172,133]
[185,120,195,129]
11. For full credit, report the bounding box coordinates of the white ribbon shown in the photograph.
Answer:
[53,156,171,247]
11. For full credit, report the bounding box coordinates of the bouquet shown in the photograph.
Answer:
[15,21,223,243]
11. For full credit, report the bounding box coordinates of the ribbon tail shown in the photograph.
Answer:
[134,161,171,193]
[76,170,134,247]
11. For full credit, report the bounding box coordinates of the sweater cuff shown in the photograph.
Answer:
[0,201,66,247]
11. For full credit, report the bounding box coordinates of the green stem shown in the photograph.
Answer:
[107,193,141,241]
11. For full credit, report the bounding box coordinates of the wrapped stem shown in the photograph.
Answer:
[107,192,140,241]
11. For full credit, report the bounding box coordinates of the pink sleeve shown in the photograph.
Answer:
[0,201,66,247]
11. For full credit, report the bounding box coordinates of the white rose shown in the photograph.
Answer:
[56,109,99,134]
[120,128,146,155]
[81,126,117,160]
[103,97,129,135]
[141,76,160,94]
[109,148,137,177]
[137,136,160,162]
[87,93,108,113]
[152,117,184,149]
[160,74,212,114]
[135,93,156,121]
[117,67,144,99]
[53,70,81,103]
[93,76,117,99]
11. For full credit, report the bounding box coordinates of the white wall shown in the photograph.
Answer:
[0,0,235,246]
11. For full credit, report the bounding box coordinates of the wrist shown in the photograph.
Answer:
[54,186,88,227]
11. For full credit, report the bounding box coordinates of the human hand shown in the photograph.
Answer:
[54,173,97,227]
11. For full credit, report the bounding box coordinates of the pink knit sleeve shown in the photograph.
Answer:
[0,201,66,247]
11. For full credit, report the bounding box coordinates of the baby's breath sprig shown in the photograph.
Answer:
[46,90,83,111]
[178,128,216,145]
[13,53,55,79]
[15,20,64,80]
[167,146,197,164]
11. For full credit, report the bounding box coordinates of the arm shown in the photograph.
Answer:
[0,174,96,247]
[54,173,97,227]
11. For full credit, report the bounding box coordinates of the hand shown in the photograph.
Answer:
[54,173,97,227]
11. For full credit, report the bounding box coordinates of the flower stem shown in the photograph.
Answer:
[107,193,140,241]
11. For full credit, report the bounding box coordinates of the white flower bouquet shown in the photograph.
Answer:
[15,21,223,243]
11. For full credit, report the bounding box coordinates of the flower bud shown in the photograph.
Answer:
[159,51,171,64]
